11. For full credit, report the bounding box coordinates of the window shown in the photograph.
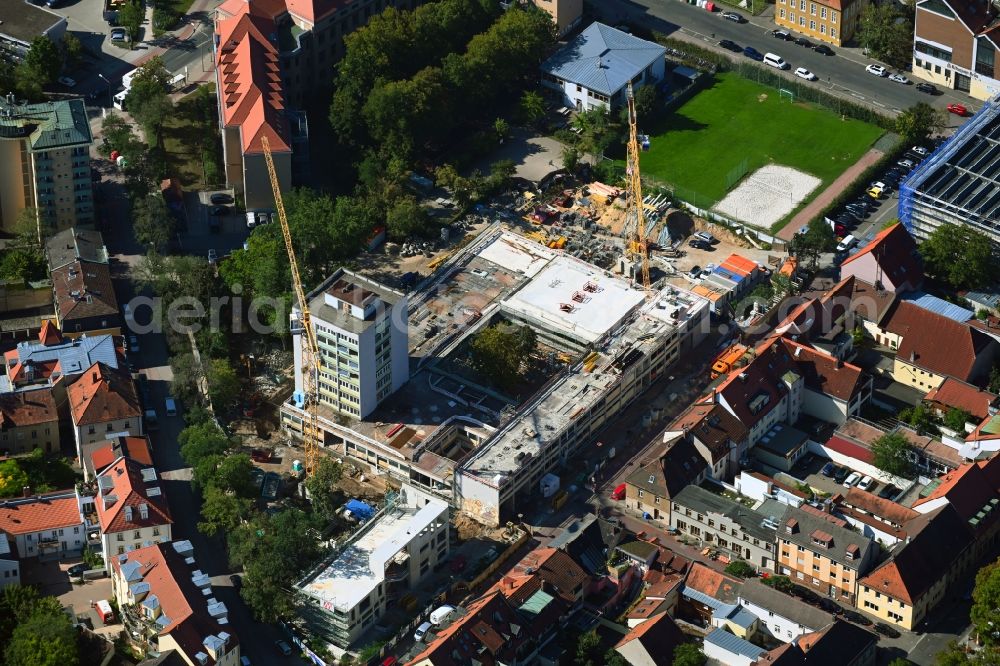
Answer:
[915,41,952,62]
[810,2,816,13]
[976,37,995,75]
[796,571,805,580]
[831,10,837,22]
[820,24,826,34]
[638,489,644,498]
[799,16,806,26]
[810,20,816,29]
[799,0,805,8]
[821,6,826,17]
[152,527,160,536]
[790,11,795,20]
[117,534,124,542]
[780,9,786,17]
[133,531,140,539]
[831,28,837,39]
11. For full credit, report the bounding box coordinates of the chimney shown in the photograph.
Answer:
[92,371,98,383]
[909,350,916,363]
[22,486,31,498]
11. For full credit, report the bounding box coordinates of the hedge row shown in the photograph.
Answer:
[809,137,909,229]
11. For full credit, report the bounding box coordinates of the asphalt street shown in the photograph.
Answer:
[594,0,977,129]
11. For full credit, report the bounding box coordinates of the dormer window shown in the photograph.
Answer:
[785,518,798,534]
[810,529,833,548]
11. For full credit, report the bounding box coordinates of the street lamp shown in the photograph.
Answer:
[98,74,112,106]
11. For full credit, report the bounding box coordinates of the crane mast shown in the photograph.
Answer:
[625,81,652,295]
[261,134,319,476]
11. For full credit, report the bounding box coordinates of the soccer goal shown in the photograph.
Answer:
[780,88,795,103]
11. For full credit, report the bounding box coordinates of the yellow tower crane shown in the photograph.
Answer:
[625,81,652,295]
[261,135,320,476]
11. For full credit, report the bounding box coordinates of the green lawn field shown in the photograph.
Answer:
[635,73,884,206]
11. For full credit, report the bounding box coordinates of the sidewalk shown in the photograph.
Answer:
[113,0,218,73]
[777,146,885,240]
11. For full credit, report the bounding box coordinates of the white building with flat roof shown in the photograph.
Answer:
[296,488,449,648]
[292,269,409,419]
[458,283,710,526]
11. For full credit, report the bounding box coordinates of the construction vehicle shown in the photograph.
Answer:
[624,82,652,295]
[261,135,319,476]
[711,344,751,378]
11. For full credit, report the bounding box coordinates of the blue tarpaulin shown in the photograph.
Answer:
[345,499,375,521]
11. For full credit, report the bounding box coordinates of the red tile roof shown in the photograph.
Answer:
[0,492,82,536]
[671,402,748,463]
[839,223,923,290]
[911,456,1000,521]
[405,591,529,666]
[778,338,865,402]
[95,459,172,534]
[823,436,874,465]
[285,0,348,23]
[38,320,63,346]
[968,413,1000,443]
[111,542,237,663]
[841,487,918,527]
[614,611,685,663]
[52,260,119,326]
[67,362,140,426]
[0,387,59,428]
[924,377,997,421]
[89,436,153,475]
[684,562,742,603]
[215,6,291,154]
[489,547,587,606]
[885,301,993,382]
[720,254,759,278]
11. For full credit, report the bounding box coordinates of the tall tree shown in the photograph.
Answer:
[919,224,997,290]
[518,90,546,127]
[789,219,836,268]
[385,198,430,241]
[118,0,143,42]
[133,194,175,251]
[972,559,1000,648]
[673,643,707,666]
[3,594,78,666]
[179,421,231,466]
[858,4,913,69]
[944,408,972,432]
[870,432,914,478]
[574,629,602,666]
[304,456,345,521]
[198,485,253,538]
[470,325,528,390]
[23,37,62,84]
[206,359,240,410]
[896,102,946,144]
[62,33,85,69]
[0,460,30,498]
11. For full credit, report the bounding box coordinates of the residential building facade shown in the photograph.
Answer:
[0,490,86,560]
[777,508,877,603]
[68,362,142,461]
[291,269,408,419]
[773,0,866,46]
[531,0,583,37]
[739,579,834,642]
[93,458,173,564]
[911,0,1000,100]
[0,387,60,454]
[837,223,923,293]
[669,485,779,571]
[297,491,448,647]
[0,97,94,235]
[111,540,240,665]
[624,432,708,522]
[540,23,666,112]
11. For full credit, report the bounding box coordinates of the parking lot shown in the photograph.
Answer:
[178,189,249,257]
[20,557,120,635]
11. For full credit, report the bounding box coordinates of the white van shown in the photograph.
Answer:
[836,234,857,253]
[764,53,790,70]
[430,605,456,625]
[164,397,178,417]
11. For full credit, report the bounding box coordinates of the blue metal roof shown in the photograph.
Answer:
[966,290,1000,310]
[714,604,758,629]
[713,266,747,284]
[540,23,666,97]
[682,586,724,611]
[900,291,974,323]
[12,333,118,376]
[704,628,767,659]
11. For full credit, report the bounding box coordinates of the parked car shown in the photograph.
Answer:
[689,265,702,279]
[274,640,293,656]
[818,598,842,614]
[743,46,764,61]
[857,475,875,491]
[878,484,899,499]
[866,64,888,77]
[794,37,812,47]
[843,609,873,626]
[209,205,229,216]
[897,158,915,169]
[695,231,718,244]
[889,73,910,84]
[833,466,850,483]
[722,11,746,22]
[916,82,939,94]
[414,621,433,642]
[843,471,863,487]
[912,145,929,156]
[57,76,77,88]
[67,563,86,576]
[611,483,627,500]
[110,28,128,42]
[821,462,838,477]
[210,192,232,204]
[814,44,834,55]
[948,103,969,116]
[771,29,792,40]
[867,185,883,199]
[874,622,901,638]
[719,39,742,52]
[794,67,817,81]
[845,203,869,216]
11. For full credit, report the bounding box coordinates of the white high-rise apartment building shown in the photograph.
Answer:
[292,269,408,418]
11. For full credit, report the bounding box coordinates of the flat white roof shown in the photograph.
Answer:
[477,232,555,278]
[501,255,645,345]
[298,499,448,612]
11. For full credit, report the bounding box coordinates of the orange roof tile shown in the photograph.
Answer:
[885,301,992,382]
[489,547,587,606]
[89,436,153,475]
[924,377,997,421]
[684,562,742,603]
[614,611,685,658]
[215,8,290,154]
[38,320,63,346]
[95,458,172,534]
[839,223,922,290]
[720,253,759,277]
[0,387,59,429]
[67,362,140,426]
[0,492,82,536]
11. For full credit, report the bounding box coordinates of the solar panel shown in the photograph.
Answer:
[943,173,970,200]
[970,144,1000,174]
[957,139,988,168]
[965,183,991,212]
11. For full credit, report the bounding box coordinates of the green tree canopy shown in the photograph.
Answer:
[896,102,946,145]
[132,194,175,251]
[2,591,78,666]
[789,219,836,268]
[0,460,30,498]
[725,560,757,578]
[871,432,914,478]
[470,324,534,390]
[919,224,997,290]
[858,4,913,69]
[125,58,174,147]
[23,36,62,84]
[385,198,431,241]
[673,643,707,666]
[944,408,972,432]
[198,484,253,538]
[179,421,232,467]
[574,629,602,666]
[206,359,240,410]
[972,558,1000,648]
[304,456,345,522]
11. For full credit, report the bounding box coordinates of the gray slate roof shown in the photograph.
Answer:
[671,484,778,541]
[781,506,875,569]
[739,579,834,630]
[704,628,766,660]
[46,228,109,272]
[540,22,666,97]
